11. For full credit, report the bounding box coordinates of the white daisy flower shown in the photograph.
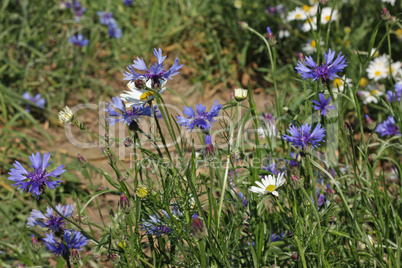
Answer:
[359,89,384,104]
[286,7,307,21]
[279,29,290,39]
[388,61,401,79]
[366,60,388,81]
[302,4,318,17]
[301,17,317,32]
[58,106,74,123]
[370,48,379,58]
[321,8,338,25]
[121,79,167,106]
[302,39,323,54]
[381,0,395,5]
[250,173,286,196]
[332,75,352,92]
[234,0,242,9]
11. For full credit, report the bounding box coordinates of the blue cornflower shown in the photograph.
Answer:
[72,1,86,21]
[386,82,402,102]
[176,101,222,131]
[141,210,179,237]
[69,34,89,47]
[123,48,183,87]
[375,116,400,137]
[97,11,116,26]
[22,92,45,112]
[270,232,285,242]
[122,0,134,6]
[104,96,152,126]
[262,162,284,176]
[282,123,326,149]
[295,48,348,84]
[8,152,65,198]
[289,152,300,167]
[108,23,122,39]
[313,190,326,208]
[27,204,74,234]
[312,93,335,116]
[43,230,88,257]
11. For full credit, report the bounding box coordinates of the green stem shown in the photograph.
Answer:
[294,235,307,268]
[216,106,236,231]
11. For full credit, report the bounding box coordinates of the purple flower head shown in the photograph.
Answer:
[108,23,122,39]
[205,134,214,156]
[43,230,88,257]
[22,92,45,112]
[72,1,86,20]
[27,204,74,234]
[386,82,402,102]
[141,213,173,237]
[295,48,348,84]
[123,48,183,88]
[8,152,65,198]
[313,190,326,208]
[176,101,222,132]
[104,96,152,126]
[375,116,400,137]
[312,94,335,116]
[365,115,373,123]
[282,123,326,149]
[122,0,134,5]
[69,34,89,47]
[236,192,248,208]
[271,232,285,242]
[97,11,116,26]
[289,152,300,167]
[262,162,284,176]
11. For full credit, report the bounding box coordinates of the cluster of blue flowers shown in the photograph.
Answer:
[104,96,152,126]
[97,11,122,39]
[22,92,46,113]
[8,153,88,258]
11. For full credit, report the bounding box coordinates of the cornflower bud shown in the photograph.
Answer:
[134,79,147,90]
[381,7,390,20]
[238,21,249,29]
[31,235,41,252]
[93,252,101,262]
[119,193,132,214]
[291,174,303,189]
[298,52,305,62]
[191,214,207,239]
[124,137,133,147]
[266,27,277,46]
[70,249,81,264]
[110,253,121,264]
[77,154,87,168]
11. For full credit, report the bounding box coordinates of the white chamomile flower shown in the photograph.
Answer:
[234,88,248,102]
[250,173,286,196]
[121,79,167,106]
[301,17,317,32]
[302,4,318,17]
[58,106,74,123]
[302,39,323,54]
[366,59,388,81]
[388,61,401,79]
[287,7,307,21]
[359,89,384,104]
[321,7,338,25]
[381,0,395,6]
[332,75,352,94]
[279,29,290,39]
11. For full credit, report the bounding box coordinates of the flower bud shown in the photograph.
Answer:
[93,252,101,262]
[58,106,74,123]
[119,193,132,214]
[109,253,121,264]
[238,21,249,29]
[119,172,129,182]
[191,214,207,239]
[234,88,248,102]
[31,235,41,252]
[204,134,214,159]
[266,27,277,46]
[124,137,133,147]
[381,7,390,20]
[77,154,87,168]
[70,249,81,264]
[291,174,303,189]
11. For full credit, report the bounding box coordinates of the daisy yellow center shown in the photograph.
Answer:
[387,67,394,74]
[396,29,402,38]
[140,91,155,101]
[333,78,343,87]
[325,15,330,21]
[265,185,276,192]
[296,14,302,19]
[374,70,381,76]
[360,78,368,87]
[302,5,310,12]
[370,90,378,96]
[310,40,316,47]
